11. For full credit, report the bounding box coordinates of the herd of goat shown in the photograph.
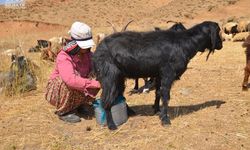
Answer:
[0,20,249,130]
[222,19,250,42]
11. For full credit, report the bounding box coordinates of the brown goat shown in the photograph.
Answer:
[40,37,70,62]
[242,34,250,91]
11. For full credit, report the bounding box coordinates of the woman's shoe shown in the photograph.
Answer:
[77,105,92,115]
[58,113,81,123]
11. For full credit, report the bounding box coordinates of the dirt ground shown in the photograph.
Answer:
[0,0,250,149]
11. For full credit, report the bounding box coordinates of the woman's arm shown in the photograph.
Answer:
[57,53,100,92]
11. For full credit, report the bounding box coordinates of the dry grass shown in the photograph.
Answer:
[0,54,12,72]
[1,0,250,149]
[0,41,249,150]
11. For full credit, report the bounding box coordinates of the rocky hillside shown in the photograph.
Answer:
[0,0,245,28]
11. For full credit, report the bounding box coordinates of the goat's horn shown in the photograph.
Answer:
[107,21,117,33]
[167,20,178,24]
[121,20,134,32]
[167,20,185,24]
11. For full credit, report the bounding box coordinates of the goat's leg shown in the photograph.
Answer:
[105,107,117,130]
[142,78,150,93]
[118,77,136,116]
[133,78,139,90]
[102,84,117,130]
[159,67,175,126]
[149,77,154,83]
[242,65,250,91]
[143,78,148,85]
[152,77,161,114]
[100,67,120,130]
[144,77,155,93]
[160,88,171,126]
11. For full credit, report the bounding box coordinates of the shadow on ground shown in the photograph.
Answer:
[130,100,226,119]
[77,100,226,121]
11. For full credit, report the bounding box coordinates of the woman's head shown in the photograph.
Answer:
[63,21,95,55]
[69,21,95,49]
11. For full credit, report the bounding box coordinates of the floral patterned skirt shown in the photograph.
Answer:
[45,77,95,115]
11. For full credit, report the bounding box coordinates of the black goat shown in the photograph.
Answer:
[92,21,223,130]
[133,22,187,93]
[28,40,51,52]
[37,40,51,48]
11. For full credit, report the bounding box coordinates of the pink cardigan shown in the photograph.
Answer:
[50,50,100,97]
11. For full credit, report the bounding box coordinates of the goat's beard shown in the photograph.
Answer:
[199,49,215,61]
[206,49,215,61]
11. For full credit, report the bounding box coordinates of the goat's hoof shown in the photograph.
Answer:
[108,124,118,130]
[160,116,171,127]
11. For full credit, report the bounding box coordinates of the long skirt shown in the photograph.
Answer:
[45,77,96,115]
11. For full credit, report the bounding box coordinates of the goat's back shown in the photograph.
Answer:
[93,21,221,78]
[93,30,189,78]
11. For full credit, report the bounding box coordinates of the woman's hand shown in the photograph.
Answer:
[86,80,101,98]
[88,80,101,89]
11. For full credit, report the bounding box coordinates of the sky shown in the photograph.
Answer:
[0,0,25,5]
[0,0,5,5]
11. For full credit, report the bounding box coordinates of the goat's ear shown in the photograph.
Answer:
[210,25,219,50]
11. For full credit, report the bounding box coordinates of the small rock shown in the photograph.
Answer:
[86,126,92,131]
[179,88,191,96]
